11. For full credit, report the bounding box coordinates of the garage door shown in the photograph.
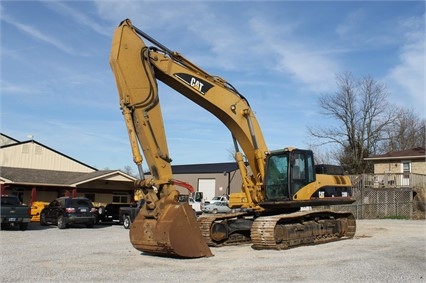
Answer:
[198,179,216,201]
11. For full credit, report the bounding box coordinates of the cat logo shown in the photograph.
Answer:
[190,77,204,93]
[174,73,214,95]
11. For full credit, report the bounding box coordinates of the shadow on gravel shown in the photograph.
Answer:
[1,222,119,231]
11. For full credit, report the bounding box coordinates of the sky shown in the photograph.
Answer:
[1,1,425,172]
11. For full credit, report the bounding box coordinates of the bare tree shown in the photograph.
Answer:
[305,144,335,165]
[308,72,396,174]
[123,165,137,177]
[381,107,426,152]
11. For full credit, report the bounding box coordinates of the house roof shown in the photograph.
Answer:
[0,167,136,187]
[171,162,240,174]
[364,147,426,161]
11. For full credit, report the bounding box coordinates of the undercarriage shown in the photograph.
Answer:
[198,210,356,249]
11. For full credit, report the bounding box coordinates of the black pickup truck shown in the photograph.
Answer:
[96,203,134,224]
[1,195,31,231]
[118,200,144,229]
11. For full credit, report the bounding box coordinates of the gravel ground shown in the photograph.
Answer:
[1,219,425,283]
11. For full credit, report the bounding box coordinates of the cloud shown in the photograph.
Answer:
[385,14,425,116]
[1,13,77,55]
[248,16,340,92]
[336,8,366,38]
[1,81,42,95]
[41,1,110,36]
[93,0,195,29]
[94,1,341,93]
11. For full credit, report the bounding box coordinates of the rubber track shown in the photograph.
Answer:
[251,210,356,250]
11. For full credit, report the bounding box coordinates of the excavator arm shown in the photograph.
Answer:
[111,20,214,258]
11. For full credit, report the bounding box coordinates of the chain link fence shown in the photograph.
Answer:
[318,175,419,219]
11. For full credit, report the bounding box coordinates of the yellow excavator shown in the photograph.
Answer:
[109,19,356,258]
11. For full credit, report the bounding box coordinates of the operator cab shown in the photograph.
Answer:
[263,148,315,202]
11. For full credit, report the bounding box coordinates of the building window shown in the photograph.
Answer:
[112,193,128,203]
[22,144,30,154]
[402,161,411,179]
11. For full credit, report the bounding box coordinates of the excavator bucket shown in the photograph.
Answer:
[129,202,213,258]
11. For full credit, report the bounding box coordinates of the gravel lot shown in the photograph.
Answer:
[1,219,425,283]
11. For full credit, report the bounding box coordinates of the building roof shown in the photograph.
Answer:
[0,133,19,146]
[0,167,136,187]
[171,162,240,174]
[364,147,426,161]
[1,139,97,171]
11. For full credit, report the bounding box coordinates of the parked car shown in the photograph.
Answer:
[40,197,96,229]
[119,200,144,229]
[1,195,31,230]
[204,195,229,205]
[96,203,134,224]
[178,194,203,216]
[30,201,49,222]
[202,201,232,214]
